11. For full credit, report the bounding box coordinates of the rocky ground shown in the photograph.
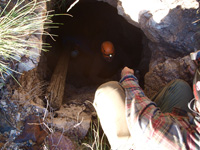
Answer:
[0,69,102,149]
[0,0,103,149]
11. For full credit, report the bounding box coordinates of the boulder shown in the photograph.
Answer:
[112,0,199,96]
[144,55,196,97]
[117,0,199,52]
[51,103,92,141]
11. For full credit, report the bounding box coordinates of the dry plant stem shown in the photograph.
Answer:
[82,118,109,150]
[50,128,64,149]
[67,0,79,12]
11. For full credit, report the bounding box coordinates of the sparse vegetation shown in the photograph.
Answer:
[81,119,110,150]
[0,0,56,82]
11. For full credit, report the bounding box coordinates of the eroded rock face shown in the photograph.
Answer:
[144,55,196,97]
[17,35,43,73]
[117,0,199,52]
[111,0,200,97]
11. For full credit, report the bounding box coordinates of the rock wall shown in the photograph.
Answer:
[112,0,199,97]
[117,0,199,50]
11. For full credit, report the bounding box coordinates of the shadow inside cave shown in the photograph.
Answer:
[44,1,145,90]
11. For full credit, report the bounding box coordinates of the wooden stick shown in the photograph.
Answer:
[46,47,70,110]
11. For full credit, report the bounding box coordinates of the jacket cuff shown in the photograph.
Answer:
[120,73,138,83]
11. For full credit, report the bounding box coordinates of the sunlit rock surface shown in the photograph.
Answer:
[110,0,199,97]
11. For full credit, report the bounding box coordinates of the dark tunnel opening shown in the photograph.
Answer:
[45,0,146,89]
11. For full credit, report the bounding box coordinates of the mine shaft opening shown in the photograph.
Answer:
[44,0,146,96]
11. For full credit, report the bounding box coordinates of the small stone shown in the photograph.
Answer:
[0,109,14,133]
[18,60,36,73]
[14,115,48,144]
[9,129,20,139]
[46,132,76,150]
[16,113,20,122]
[52,105,91,140]
[0,101,7,107]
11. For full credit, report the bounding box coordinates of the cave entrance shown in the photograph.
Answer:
[44,0,145,105]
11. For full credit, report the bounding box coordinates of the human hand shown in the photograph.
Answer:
[121,66,134,78]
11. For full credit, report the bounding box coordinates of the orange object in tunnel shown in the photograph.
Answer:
[101,41,115,62]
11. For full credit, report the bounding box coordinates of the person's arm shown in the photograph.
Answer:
[120,67,158,134]
[119,66,200,150]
